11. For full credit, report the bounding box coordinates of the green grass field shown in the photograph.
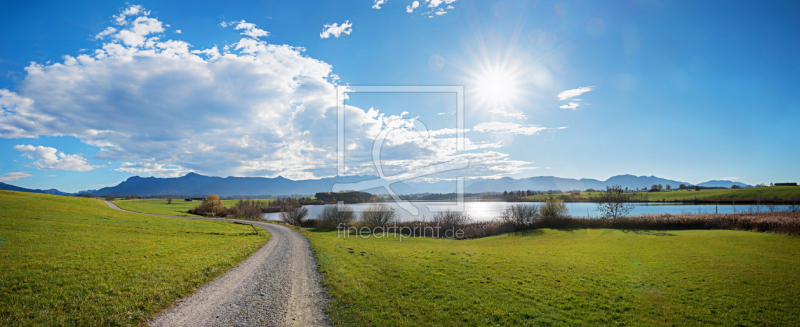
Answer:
[0,191,269,326]
[303,227,800,326]
[523,185,800,202]
[112,198,275,216]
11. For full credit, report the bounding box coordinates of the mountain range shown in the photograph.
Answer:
[0,173,754,197]
[0,182,74,196]
[20,173,762,197]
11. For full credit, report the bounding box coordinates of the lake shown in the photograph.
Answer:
[263,201,797,222]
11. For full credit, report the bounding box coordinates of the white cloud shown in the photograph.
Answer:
[0,172,33,182]
[489,106,527,119]
[557,86,594,100]
[47,174,57,177]
[721,177,740,181]
[13,145,97,171]
[473,122,549,136]
[112,4,147,25]
[372,0,388,9]
[230,20,269,38]
[95,27,117,39]
[420,0,456,16]
[426,0,456,7]
[0,5,535,181]
[115,161,192,177]
[557,86,593,110]
[174,30,182,34]
[407,1,420,13]
[113,16,164,47]
[559,102,580,110]
[426,128,470,137]
[320,21,353,39]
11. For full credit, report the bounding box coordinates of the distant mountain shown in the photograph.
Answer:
[89,172,384,197]
[466,175,696,193]
[0,182,73,196]
[697,180,752,188]
[58,173,755,197]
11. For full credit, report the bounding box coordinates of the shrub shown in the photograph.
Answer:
[539,197,569,219]
[432,209,472,228]
[499,204,540,226]
[316,205,356,228]
[360,204,397,228]
[234,199,264,220]
[280,206,309,226]
[204,194,224,215]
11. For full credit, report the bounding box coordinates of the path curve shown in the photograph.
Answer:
[102,201,331,327]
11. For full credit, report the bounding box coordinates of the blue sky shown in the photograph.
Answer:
[1,0,798,192]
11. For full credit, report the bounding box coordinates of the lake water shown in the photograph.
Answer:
[263,202,797,222]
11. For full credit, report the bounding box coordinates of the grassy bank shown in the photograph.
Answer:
[303,227,800,326]
[522,186,800,202]
[112,198,275,216]
[0,191,269,326]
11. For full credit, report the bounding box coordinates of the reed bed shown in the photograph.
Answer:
[303,210,800,239]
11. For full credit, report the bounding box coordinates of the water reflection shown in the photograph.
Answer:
[263,202,796,222]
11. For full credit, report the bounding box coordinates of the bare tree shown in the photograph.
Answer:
[433,210,472,228]
[317,205,356,228]
[360,204,397,228]
[499,204,540,226]
[280,206,309,226]
[597,185,634,219]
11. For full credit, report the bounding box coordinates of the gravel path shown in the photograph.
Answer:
[102,201,331,327]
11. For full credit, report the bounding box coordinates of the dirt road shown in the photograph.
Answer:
[102,201,331,327]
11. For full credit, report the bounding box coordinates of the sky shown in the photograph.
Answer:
[1,0,799,193]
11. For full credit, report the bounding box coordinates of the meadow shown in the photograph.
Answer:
[303,227,800,326]
[522,185,800,202]
[112,198,275,216]
[0,191,269,326]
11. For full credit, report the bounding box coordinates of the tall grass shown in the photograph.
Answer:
[310,211,800,239]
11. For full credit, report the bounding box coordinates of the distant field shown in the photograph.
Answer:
[523,186,800,202]
[112,198,275,216]
[0,191,269,326]
[304,227,800,326]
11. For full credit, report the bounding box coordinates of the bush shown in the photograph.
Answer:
[360,204,397,228]
[234,199,264,220]
[500,204,540,226]
[432,209,472,228]
[316,205,356,228]
[539,197,569,219]
[280,206,309,226]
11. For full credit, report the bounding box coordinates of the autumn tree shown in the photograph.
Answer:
[203,194,224,216]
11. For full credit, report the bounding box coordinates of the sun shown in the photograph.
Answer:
[477,69,518,105]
